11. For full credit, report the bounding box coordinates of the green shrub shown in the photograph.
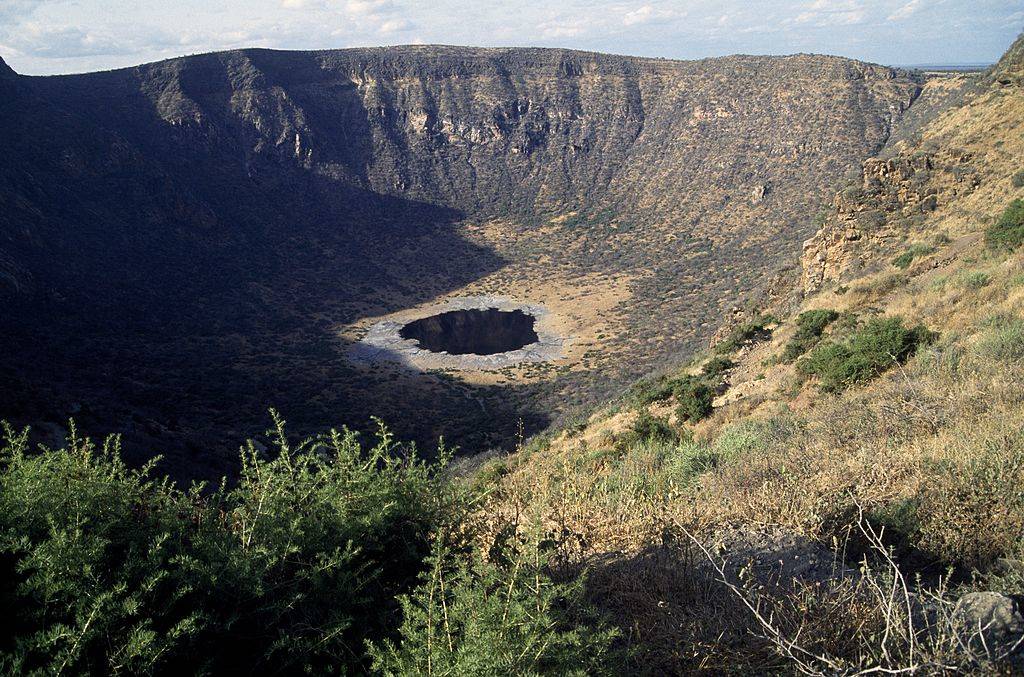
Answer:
[852,272,909,296]
[701,356,734,379]
[627,376,677,406]
[715,317,773,354]
[797,317,937,392]
[673,376,715,423]
[985,199,1024,250]
[863,498,923,561]
[954,270,992,290]
[782,309,839,362]
[1012,170,1024,188]
[891,252,915,269]
[627,412,678,445]
[368,538,619,676]
[891,243,936,269]
[670,417,796,481]
[0,416,455,674]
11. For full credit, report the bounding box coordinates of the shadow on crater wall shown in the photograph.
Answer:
[0,66,554,481]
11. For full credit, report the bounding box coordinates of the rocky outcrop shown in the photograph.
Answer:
[990,33,1024,87]
[953,592,1024,660]
[801,33,1023,297]
[801,148,979,293]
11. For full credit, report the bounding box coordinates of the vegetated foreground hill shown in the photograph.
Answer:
[0,46,923,477]
[468,34,1024,672]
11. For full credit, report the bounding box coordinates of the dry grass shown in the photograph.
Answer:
[461,68,1024,673]
[466,205,1024,672]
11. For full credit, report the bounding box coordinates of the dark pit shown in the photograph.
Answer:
[399,308,539,356]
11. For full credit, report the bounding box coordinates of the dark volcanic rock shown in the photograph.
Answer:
[0,46,925,477]
[0,56,16,79]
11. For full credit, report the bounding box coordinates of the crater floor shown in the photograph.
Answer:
[350,296,567,370]
[399,308,539,356]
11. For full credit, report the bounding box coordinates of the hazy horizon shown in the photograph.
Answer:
[0,42,1004,78]
[0,0,1019,76]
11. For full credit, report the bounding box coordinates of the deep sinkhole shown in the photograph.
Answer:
[398,308,539,355]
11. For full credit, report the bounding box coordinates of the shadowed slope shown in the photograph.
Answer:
[0,46,924,477]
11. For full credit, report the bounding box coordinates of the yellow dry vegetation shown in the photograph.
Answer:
[461,67,1024,672]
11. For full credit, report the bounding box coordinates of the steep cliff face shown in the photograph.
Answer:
[123,47,920,219]
[801,148,980,292]
[0,46,925,475]
[801,36,1023,294]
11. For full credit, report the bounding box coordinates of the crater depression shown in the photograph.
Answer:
[399,308,539,355]
[0,45,927,475]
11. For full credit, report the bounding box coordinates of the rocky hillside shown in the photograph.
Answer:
[469,33,1024,673]
[0,46,923,475]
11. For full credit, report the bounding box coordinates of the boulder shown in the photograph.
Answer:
[953,591,1024,658]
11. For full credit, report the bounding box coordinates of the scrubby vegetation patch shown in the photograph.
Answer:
[781,309,839,362]
[0,416,614,674]
[797,317,937,392]
[985,199,1024,251]
[891,243,936,269]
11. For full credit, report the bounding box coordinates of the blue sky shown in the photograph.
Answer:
[0,0,1020,75]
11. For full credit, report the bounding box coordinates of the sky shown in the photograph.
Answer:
[0,0,1020,75]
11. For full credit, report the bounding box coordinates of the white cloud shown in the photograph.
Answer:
[0,0,49,23]
[345,0,395,17]
[541,22,585,39]
[3,22,184,57]
[622,4,682,27]
[793,0,866,27]
[888,0,923,21]
[378,18,414,33]
[281,0,325,9]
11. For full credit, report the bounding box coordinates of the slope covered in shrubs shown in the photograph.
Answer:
[462,38,1024,673]
[796,316,936,391]
[0,417,614,674]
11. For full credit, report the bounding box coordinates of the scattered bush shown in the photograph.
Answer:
[701,355,735,379]
[627,376,677,406]
[715,317,773,354]
[985,199,1024,250]
[1011,170,1024,188]
[369,538,619,676]
[625,412,678,446]
[891,243,936,269]
[851,272,910,297]
[673,376,715,423]
[976,316,1024,362]
[797,317,937,392]
[627,373,716,425]
[954,270,992,290]
[782,309,839,362]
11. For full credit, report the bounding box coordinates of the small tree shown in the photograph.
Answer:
[674,376,715,423]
